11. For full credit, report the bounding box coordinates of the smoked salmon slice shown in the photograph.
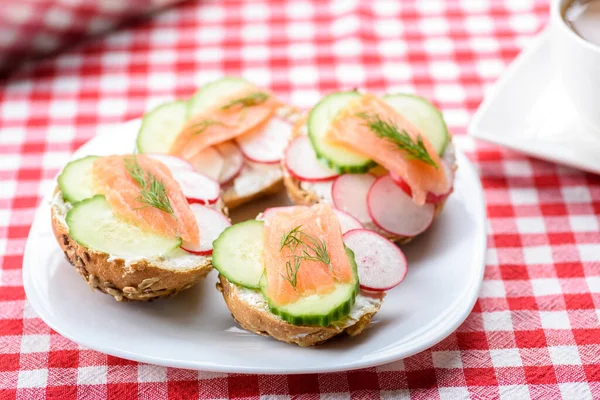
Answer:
[170,86,280,160]
[263,205,353,305]
[92,155,200,246]
[325,94,447,205]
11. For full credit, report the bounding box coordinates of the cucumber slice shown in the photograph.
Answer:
[187,77,253,118]
[307,91,375,174]
[66,195,182,258]
[212,220,265,289]
[136,100,188,154]
[262,247,359,327]
[383,94,449,155]
[58,156,99,204]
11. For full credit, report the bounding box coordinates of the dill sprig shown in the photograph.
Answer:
[279,225,332,290]
[189,119,223,135]
[124,155,175,216]
[221,92,269,110]
[357,112,438,168]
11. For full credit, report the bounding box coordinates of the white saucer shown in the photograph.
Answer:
[22,122,486,374]
[469,33,600,175]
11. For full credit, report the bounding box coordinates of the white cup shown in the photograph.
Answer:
[551,0,600,132]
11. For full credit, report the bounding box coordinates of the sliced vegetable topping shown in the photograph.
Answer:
[58,156,99,204]
[342,229,407,292]
[284,136,340,182]
[170,170,220,205]
[383,93,450,155]
[367,175,435,237]
[180,204,231,256]
[66,195,182,258]
[236,117,294,164]
[325,93,447,205]
[92,155,199,246]
[215,142,244,184]
[331,174,376,224]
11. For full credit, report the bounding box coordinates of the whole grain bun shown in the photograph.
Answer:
[216,274,384,347]
[51,195,221,302]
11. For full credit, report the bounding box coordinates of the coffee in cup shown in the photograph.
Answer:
[564,0,600,46]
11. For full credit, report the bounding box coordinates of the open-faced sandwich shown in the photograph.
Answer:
[213,204,407,346]
[282,92,456,244]
[136,77,300,209]
[51,154,230,301]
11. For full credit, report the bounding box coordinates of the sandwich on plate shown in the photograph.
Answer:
[282,91,456,244]
[51,154,230,301]
[136,77,300,209]
[213,204,407,346]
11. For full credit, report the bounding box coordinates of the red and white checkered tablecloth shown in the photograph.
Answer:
[1,0,599,398]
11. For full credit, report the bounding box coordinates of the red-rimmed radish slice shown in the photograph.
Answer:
[146,154,193,171]
[259,206,307,221]
[216,142,244,185]
[171,170,220,205]
[284,136,339,182]
[342,229,407,291]
[332,174,376,224]
[333,209,363,234]
[236,117,293,164]
[368,175,435,237]
[390,159,454,204]
[181,204,231,255]
[187,147,224,181]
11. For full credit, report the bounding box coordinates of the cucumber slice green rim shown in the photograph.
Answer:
[136,100,189,154]
[57,155,99,204]
[307,91,376,174]
[383,93,450,155]
[262,247,360,327]
[212,220,265,289]
[66,195,182,258]
[187,77,253,119]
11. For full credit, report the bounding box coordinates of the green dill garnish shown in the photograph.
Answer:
[189,119,223,135]
[124,155,175,216]
[279,225,332,290]
[357,112,438,168]
[221,92,269,110]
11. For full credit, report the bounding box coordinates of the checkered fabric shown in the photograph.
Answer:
[1,0,599,398]
[0,0,185,76]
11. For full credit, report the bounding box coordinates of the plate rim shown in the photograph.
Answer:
[22,129,487,374]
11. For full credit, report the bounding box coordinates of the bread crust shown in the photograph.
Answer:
[216,274,383,347]
[51,204,214,302]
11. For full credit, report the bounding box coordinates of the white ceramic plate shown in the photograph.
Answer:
[469,33,600,175]
[23,121,486,374]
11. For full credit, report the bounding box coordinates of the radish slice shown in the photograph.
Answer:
[216,142,244,185]
[187,147,224,181]
[171,170,221,205]
[333,209,363,234]
[259,206,306,221]
[332,174,376,224]
[343,229,407,291]
[181,204,231,255]
[146,154,194,172]
[284,136,339,182]
[390,159,454,204]
[236,117,293,164]
[368,175,435,237]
